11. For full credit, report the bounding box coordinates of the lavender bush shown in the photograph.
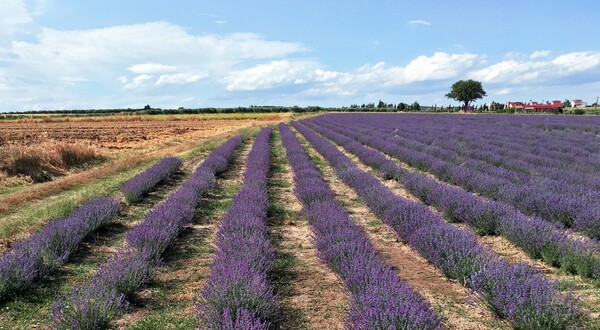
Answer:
[196,128,279,329]
[50,135,243,329]
[280,123,441,330]
[0,197,121,300]
[303,118,600,280]
[292,120,581,329]
[121,156,183,204]
[312,114,600,239]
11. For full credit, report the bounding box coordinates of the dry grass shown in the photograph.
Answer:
[0,141,101,183]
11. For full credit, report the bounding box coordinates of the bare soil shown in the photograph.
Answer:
[0,116,287,150]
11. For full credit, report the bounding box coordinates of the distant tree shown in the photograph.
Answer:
[143,104,151,110]
[445,79,486,109]
[397,102,407,111]
[410,101,421,111]
[562,99,571,108]
[377,100,386,108]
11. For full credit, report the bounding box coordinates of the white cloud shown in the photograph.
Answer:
[404,52,482,82]
[223,56,464,98]
[124,74,153,89]
[128,63,178,74]
[224,52,482,97]
[0,0,31,37]
[407,20,432,26]
[469,51,600,84]
[0,21,308,110]
[530,50,551,59]
[551,51,600,73]
[156,73,206,85]
[215,20,227,24]
[226,60,320,91]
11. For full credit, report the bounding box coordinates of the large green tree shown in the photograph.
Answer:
[445,79,486,109]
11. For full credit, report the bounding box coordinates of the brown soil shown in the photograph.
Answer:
[0,117,286,150]
[0,115,287,216]
[292,126,509,330]
[269,132,348,329]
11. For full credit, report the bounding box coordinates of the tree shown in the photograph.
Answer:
[445,79,486,109]
[410,101,421,111]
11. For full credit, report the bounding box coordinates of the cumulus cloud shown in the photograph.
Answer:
[226,60,320,91]
[0,21,308,110]
[0,0,31,37]
[404,52,482,82]
[469,51,600,84]
[226,52,482,95]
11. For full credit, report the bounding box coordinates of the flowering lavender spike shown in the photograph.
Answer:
[121,156,183,204]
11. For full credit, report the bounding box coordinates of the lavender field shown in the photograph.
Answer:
[1,114,599,329]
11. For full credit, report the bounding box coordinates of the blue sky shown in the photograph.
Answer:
[1,0,600,111]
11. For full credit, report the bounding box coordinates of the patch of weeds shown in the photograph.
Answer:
[366,219,381,227]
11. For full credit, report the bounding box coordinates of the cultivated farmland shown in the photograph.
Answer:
[0,113,599,329]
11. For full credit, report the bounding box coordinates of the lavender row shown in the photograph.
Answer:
[50,135,243,329]
[120,156,183,204]
[334,113,600,166]
[329,117,600,200]
[0,197,121,300]
[365,120,600,198]
[347,115,600,199]
[292,121,580,330]
[196,128,277,329]
[324,114,600,198]
[280,123,441,329]
[314,115,600,239]
[302,119,600,280]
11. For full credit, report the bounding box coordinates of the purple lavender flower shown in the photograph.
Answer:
[121,156,183,204]
[51,135,243,328]
[197,128,279,329]
[0,197,121,300]
[280,123,442,329]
